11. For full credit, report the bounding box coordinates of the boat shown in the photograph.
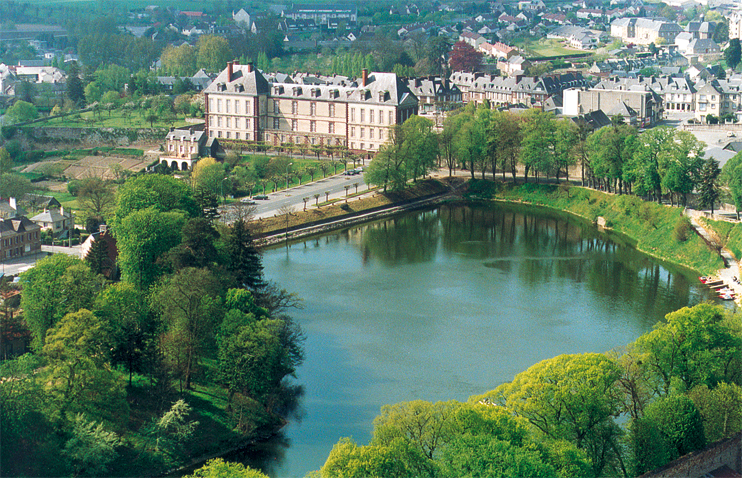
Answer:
[719,292,736,301]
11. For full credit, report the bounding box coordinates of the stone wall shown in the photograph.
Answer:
[640,433,742,478]
[7,126,169,148]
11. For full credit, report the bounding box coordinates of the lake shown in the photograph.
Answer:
[237,202,716,477]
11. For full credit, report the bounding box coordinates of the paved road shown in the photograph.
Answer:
[0,244,81,277]
[220,171,368,222]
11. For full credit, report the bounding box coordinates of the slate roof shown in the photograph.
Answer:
[0,216,40,237]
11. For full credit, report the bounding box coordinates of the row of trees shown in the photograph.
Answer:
[319,303,742,477]
[367,104,735,215]
[1,172,304,475]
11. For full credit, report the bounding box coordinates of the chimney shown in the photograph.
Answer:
[246,62,253,73]
[362,68,368,87]
[9,197,16,211]
[99,224,107,234]
[227,61,233,81]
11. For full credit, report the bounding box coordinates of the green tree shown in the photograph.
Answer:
[224,217,264,289]
[78,176,115,220]
[84,81,102,104]
[725,38,741,70]
[94,283,157,386]
[0,173,33,198]
[41,309,127,424]
[628,416,673,475]
[185,458,268,478]
[400,115,438,182]
[698,157,721,214]
[116,208,186,289]
[152,267,221,390]
[5,100,39,124]
[66,61,85,106]
[490,353,623,476]
[20,255,104,351]
[633,303,742,396]
[167,217,220,270]
[689,383,742,443]
[147,399,199,455]
[196,35,233,72]
[721,152,742,220]
[587,123,637,193]
[0,148,12,174]
[113,174,199,228]
[63,414,121,476]
[644,394,706,458]
[94,64,131,93]
[520,109,557,183]
[84,234,112,276]
[160,44,197,77]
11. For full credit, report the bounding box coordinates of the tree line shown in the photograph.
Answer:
[366,103,738,215]
[318,303,742,477]
[0,173,303,476]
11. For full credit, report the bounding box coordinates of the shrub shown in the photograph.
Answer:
[674,216,692,242]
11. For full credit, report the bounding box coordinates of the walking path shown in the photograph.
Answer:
[685,209,741,306]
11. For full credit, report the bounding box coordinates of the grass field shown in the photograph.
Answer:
[516,38,586,58]
[42,109,191,130]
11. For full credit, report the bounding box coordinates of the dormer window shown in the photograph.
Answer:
[274,85,284,95]
[293,87,302,96]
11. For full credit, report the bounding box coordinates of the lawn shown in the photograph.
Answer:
[516,38,586,58]
[42,108,192,130]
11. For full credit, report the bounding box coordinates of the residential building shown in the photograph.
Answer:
[405,76,462,128]
[564,86,662,126]
[548,25,608,50]
[610,17,682,45]
[0,63,16,96]
[730,12,742,40]
[80,224,118,279]
[281,3,357,29]
[0,214,41,260]
[694,79,742,122]
[459,31,486,48]
[0,198,26,219]
[684,38,721,57]
[595,75,695,112]
[497,56,530,76]
[30,207,73,236]
[203,62,418,154]
[160,126,219,171]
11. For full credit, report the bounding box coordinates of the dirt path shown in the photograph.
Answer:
[685,209,741,306]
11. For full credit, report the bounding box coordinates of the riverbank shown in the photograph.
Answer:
[465,180,724,275]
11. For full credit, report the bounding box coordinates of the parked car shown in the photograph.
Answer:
[253,195,269,200]
[241,198,256,204]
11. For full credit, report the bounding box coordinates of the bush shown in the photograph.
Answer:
[674,216,692,242]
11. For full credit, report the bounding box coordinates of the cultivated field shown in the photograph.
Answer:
[22,154,150,181]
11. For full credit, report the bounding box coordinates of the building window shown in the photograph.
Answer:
[369,110,374,123]
[310,102,316,116]
[379,128,384,140]
[209,116,214,126]
[329,104,335,116]
[369,128,374,139]
[360,143,364,150]
[360,109,365,122]
[235,101,240,114]
[310,120,316,132]
[351,108,355,121]
[292,119,298,131]
[273,100,280,113]
[311,137,316,144]
[351,127,355,137]
[226,99,231,113]
[217,117,222,127]
[389,111,394,124]
[379,110,383,124]
[245,100,250,112]
[274,117,280,129]
[329,122,335,134]
[226,117,231,128]
[360,128,364,138]
[218,131,222,137]
[246,118,251,129]
[292,101,298,114]
[217,99,222,112]
[236,132,240,139]
[226,131,230,138]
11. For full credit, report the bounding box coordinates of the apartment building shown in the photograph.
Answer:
[610,17,681,45]
[694,79,742,122]
[282,3,357,29]
[595,75,694,112]
[203,62,418,154]
[564,87,662,127]
[728,11,742,40]
[0,215,41,260]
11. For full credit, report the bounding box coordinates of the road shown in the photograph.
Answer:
[0,244,81,277]
[220,170,368,222]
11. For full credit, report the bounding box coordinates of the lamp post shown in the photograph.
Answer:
[286,162,293,191]
[220,177,229,207]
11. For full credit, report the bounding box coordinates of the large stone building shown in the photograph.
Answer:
[281,3,357,29]
[694,79,742,122]
[729,11,742,41]
[203,62,418,154]
[0,199,41,261]
[610,17,681,45]
[564,87,662,127]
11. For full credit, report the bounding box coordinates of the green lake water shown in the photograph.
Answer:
[238,202,717,477]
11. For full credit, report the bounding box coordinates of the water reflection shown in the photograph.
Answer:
[251,202,717,477]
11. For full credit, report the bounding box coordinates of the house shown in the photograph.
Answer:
[459,31,486,48]
[0,214,41,260]
[21,194,61,212]
[497,56,529,76]
[685,38,720,56]
[203,62,418,155]
[730,11,742,40]
[564,86,662,127]
[0,198,26,220]
[610,17,682,45]
[30,207,73,236]
[405,76,462,127]
[0,63,17,95]
[576,8,604,19]
[80,224,118,279]
[160,125,218,171]
[694,79,742,122]
[281,3,358,29]
[595,75,695,112]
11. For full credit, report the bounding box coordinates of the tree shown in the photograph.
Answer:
[192,158,227,197]
[160,44,197,77]
[449,41,483,73]
[116,208,186,289]
[0,173,34,200]
[63,414,121,476]
[185,458,268,478]
[196,35,233,72]
[520,109,557,183]
[225,217,264,289]
[721,151,742,219]
[587,123,636,193]
[167,217,220,270]
[644,394,706,458]
[77,177,115,220]
[66,61,85,106]
[5,100,39,124]
[633,303,741,396]
[94,283,157,386]
[20,255,104,351]
[193,186,220,222]
[147,399,199,455]
[84,81,102,104]
[490,353,623,476]
[41,309,127,424]
[152,268,222,390]
[689,383,742,443]
[113,174,199,228]
[0,148,12,174]
[698,157,721,214]
[85,233,112,277]
[725,38,741,70]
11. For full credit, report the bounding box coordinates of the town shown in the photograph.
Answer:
[0,0,741,477]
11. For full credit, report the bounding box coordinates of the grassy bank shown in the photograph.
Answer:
[702,218,742,262]
[254,179,450,236]
[466,180,724,275]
